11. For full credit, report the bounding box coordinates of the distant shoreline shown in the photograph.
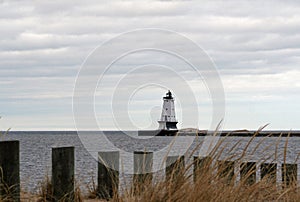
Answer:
[4,130,300,137]
[178,128,300,137]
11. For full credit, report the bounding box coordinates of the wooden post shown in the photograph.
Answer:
[52,146,74,201]
[0,141,20,202]
[240,162,256,185]
[260,163,277,183]
[98,151,119,199]
[217,160,234,185]
[193,156,212,183]
[133,151,153,193]
[166,156,185,182]
[282,163,297,188]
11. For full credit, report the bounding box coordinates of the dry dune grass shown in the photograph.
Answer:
[114,130,300,202]
[2,129,300,201]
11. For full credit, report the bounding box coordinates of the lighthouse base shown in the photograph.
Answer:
[138,129,178,136]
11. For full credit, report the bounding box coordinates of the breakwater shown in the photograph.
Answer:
[181,130,300,137]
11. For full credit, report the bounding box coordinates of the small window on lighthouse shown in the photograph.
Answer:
[166,108,168,110]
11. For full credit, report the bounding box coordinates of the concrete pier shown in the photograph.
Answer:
[260,163,277,183]
[98,151,119,199]
[282,163,297,187]
[193,156,212,182]
[0,141,20,202]
[240,162,256,185]
[133,151,153,193]
[52,146,75,201]
[217,160,234,185]
[166,156,185,182]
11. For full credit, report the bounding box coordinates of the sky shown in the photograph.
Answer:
[0,0,300,131]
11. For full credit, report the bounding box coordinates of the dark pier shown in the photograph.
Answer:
[183,130,300,137]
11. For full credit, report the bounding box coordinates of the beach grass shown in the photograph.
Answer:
[1,129,300,201]
[81,130,299,201]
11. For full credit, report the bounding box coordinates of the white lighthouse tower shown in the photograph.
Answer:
[158,90,178,131]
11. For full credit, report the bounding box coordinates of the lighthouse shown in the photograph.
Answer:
[158,90,178,131]
[138,90,178,136]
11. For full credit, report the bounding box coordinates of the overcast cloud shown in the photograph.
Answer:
[0,0,300,130]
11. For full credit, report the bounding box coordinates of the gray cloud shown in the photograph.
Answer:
[0,0,300,130]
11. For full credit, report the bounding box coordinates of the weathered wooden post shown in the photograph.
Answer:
[217,160,234,185]
[133,151,153,193]
[193,156,212,183]
[0,141,20,202]
[260,163,277,183]
[98,151,119,199]
[282,163,297,188]
[166,156,185,182]
[240,162,256,185]
[52,146,74,201]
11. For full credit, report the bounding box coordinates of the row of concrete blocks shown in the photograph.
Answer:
[0,141,298,201]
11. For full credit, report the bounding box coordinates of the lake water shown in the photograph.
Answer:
[2,131,300,193]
